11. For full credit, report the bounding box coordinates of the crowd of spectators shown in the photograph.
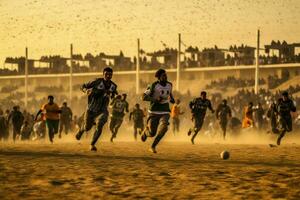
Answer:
[205,77,265,90]
[206,73,294,90]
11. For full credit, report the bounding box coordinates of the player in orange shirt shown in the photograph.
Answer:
[35,95,61,143]
[170,99,184,135]
[242,102,255,128]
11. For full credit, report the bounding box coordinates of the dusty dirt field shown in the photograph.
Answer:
[1,139,300,200]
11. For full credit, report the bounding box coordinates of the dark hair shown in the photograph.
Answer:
[103,67,113,73]
[48,95,54,100]
[155,69,166,78]
[282,91,288,96]
[201,91,207,96]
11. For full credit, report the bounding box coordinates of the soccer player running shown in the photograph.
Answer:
[35,95,61,143]
[8,106,24,142]
[129,103,145,141]
[75,67,117,151]
[242,102,255,128]
[276,91,296,145]
[109,94,129,142]
[170,99,184,135]
[59,102,73,138]
[187,91,214,144]
[141,69,175,153]
[216,99,232,140]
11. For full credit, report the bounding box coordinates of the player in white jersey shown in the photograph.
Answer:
[141,69,175,153]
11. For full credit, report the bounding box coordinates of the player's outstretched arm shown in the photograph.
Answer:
[35,110,42,121]
[169,92,175,104]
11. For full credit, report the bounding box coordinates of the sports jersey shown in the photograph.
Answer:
[170,104,181,118]
[143,81,173,114]
[129,108,144,123]
[242,106,254,128]
[60,106,73,121]
[277,99,296,117]
[216,104,232,121]
[41,103,60,120]
[82,78,118,114]
[111,99,129,118]
[189,98,213,117]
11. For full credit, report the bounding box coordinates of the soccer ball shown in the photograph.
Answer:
[220,150,230,160]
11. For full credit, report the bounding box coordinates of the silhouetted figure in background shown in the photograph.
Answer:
[35,95,61,143]
[9,106,24,142]
[256,102,265,131]
[216,99,232,140]
[0,109,7,141]
[109,94,129,142]
[170,99,184,135]
[188,91,214,144]
[129,103,145,140]
[59,102,73,138]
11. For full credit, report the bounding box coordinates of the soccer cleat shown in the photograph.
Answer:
[58,134,62,139]
[187,129,192,136]
[110,136,114,143]
[149,147,157,154]
[269,144,277,148]
[75,132,82,141]
[277,137,282,146]
[90,145,97,151]
[191,138,195,145]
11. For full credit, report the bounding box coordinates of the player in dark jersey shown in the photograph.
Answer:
[75,67,118,151]
[59,102,73,138]
[109,94,129,142]
[276,91,296,145]
[141,69,175,153]
[188,91,214,144]
[267,101,280,134]
[9,106,24,142]
[216,99,232,140]
[129,103,145,141]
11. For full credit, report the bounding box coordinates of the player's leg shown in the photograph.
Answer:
[277,116,292,145]
[141,115,159,142]
[221,120,227,140]
[76,111,94,140]
[191,117,204,144]
[12,126,17,142]
[277,117,288,145]
[112,118,123,139]
[151,114,170,153]
[188,116,195,136]
[65,120,70,135]
[172,118,176,135]
[46,120,54,143]
[133,123,138,140]
[53,120,59,136]
[59,120,63,138]
[176,118,180,134]
[91,111,108,151]
[109,117,117,142]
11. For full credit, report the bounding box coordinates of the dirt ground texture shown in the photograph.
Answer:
[1,138,300,200]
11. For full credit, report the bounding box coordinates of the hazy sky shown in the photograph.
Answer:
[0,0,299,65]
